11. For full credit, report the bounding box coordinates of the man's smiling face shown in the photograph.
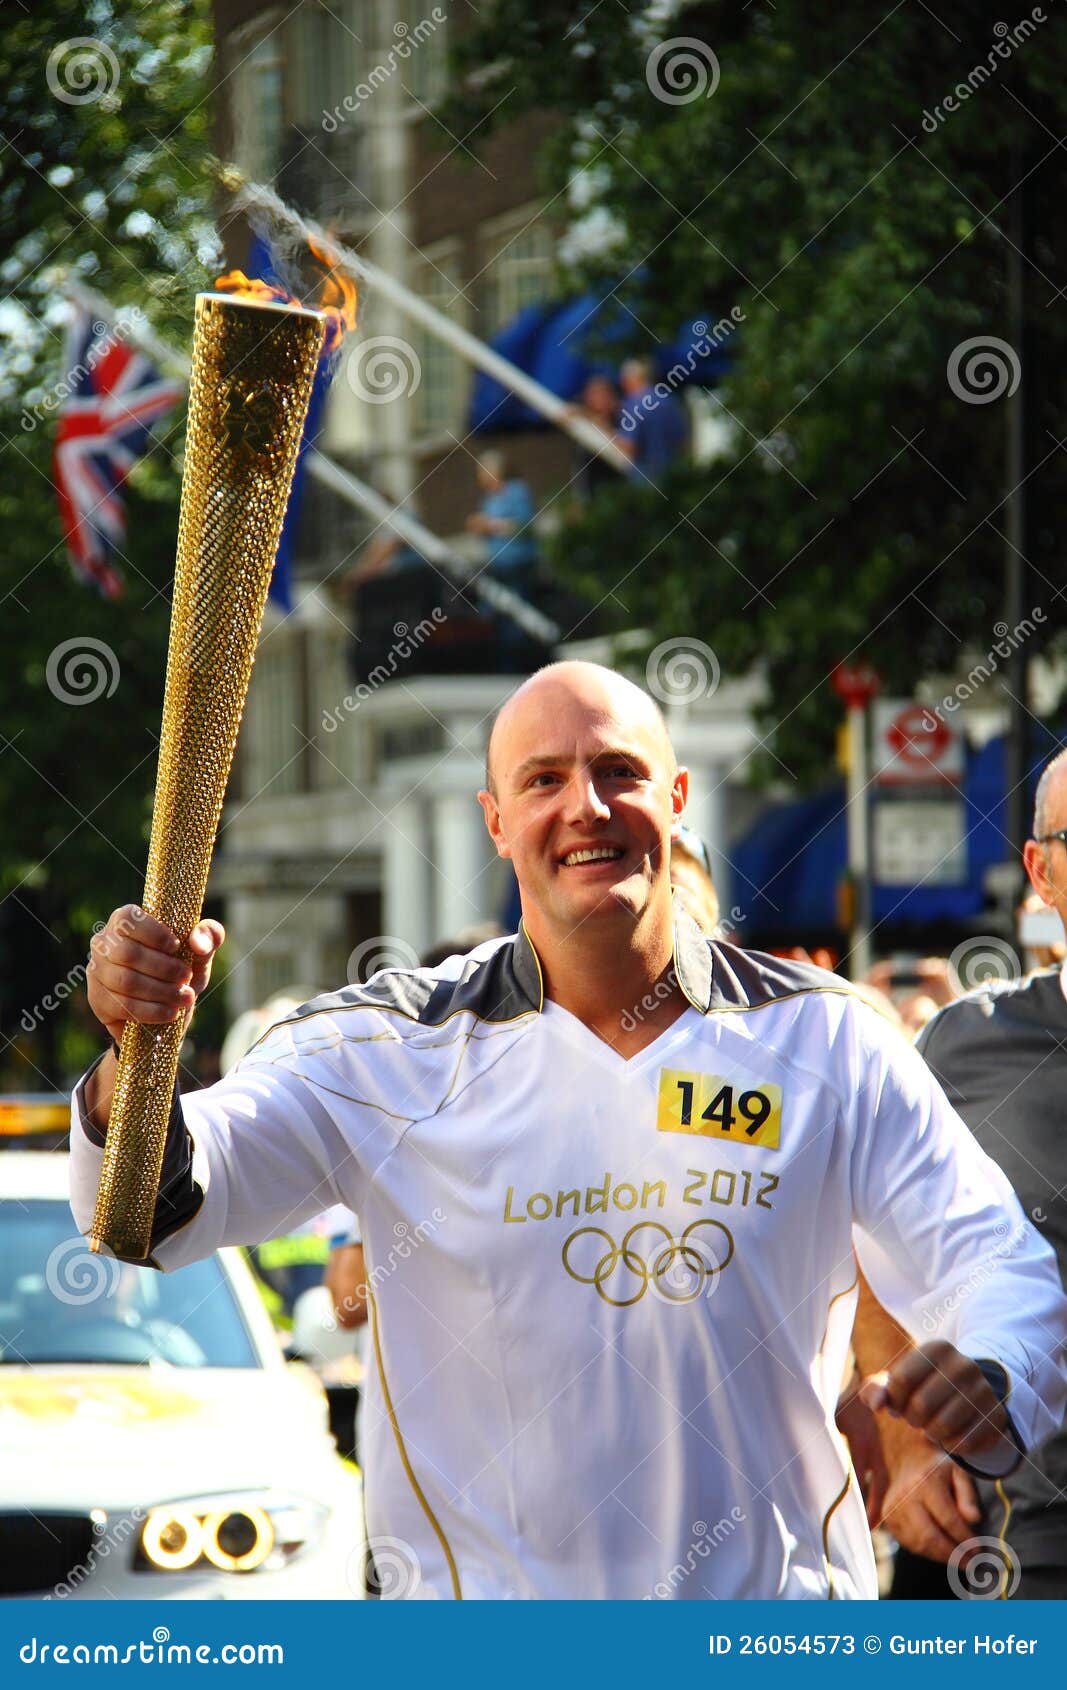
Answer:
[479,663,688,943]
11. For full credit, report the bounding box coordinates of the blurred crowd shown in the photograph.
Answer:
[339,356,691,680]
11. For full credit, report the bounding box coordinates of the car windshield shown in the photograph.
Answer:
[0,1200,260,1369]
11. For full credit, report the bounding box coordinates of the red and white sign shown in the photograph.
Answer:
[831,662,881,710]
[872,700,964,786]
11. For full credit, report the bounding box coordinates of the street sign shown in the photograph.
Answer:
[831,662,881,710]
[872,797,967,886]
[872,699,964,786]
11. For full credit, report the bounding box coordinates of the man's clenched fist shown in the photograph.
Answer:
[87,904,225,1050]
[859,1340,1010,1462]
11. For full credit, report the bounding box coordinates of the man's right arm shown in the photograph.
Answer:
[72,905,361,1270]
[81,903,223,1135]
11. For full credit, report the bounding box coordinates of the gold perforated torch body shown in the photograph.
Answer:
[89,293,325,1260]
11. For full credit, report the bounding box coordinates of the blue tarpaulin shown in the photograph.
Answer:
[468,293,734,433]
[729,730,1062,934]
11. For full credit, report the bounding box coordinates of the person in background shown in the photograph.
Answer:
[466,451,538,588]
[617,357,689,485]
[324,1215,369,1338]
[465,451,540,672]
[669,823,719,935]
[1017,888,1067,971]
[865,956,956,1041]
[852,746,1067,1600]
[566,374,624,500]
[340,531,428,599]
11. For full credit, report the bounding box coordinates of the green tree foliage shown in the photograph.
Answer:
[445,0,1067,778]
[0,0,216,1085]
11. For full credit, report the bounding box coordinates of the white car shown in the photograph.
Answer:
[0,1146,364,1600]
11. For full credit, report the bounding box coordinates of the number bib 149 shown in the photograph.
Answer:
[656,1068,782,1149]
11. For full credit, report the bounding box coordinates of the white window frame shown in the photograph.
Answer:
[289,0,366,133]
[413,239,470,447]
[479,202,555,335]
[228,10,286,184]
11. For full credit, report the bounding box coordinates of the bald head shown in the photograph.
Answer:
[485,662,675,796]
[1034,747,1067,839]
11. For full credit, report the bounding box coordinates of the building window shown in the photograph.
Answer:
[480,206,555,335]
[230,16,285,184]
[245,628,311,799]
[290,0,364,132]
[415,245,469,438]
[401,6,449,109]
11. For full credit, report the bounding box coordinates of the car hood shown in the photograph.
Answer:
[0,1364,344,1511]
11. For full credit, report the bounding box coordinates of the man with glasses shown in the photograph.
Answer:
[855,747,1067,1598]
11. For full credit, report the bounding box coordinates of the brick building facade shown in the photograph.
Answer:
[212,0,574,559]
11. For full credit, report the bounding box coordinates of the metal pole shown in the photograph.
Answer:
[225,175,632,474]
[304,448,558,642]
[58,280,558,642]
[847,702,873,978]
[1004,145,1028,868]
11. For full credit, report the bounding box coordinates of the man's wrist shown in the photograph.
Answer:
[949,1359,1023,1478]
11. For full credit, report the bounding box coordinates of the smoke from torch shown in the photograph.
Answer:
[215,232,357,352]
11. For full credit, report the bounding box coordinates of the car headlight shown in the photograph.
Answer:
[137,1493,328,1575]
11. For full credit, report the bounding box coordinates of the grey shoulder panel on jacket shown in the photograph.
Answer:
[251,929,542,1045]
[707,941,856,1012]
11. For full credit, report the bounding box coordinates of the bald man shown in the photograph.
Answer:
[71,662,1067,1600]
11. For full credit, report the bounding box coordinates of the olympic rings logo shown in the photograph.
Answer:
[562,1219,734,1306]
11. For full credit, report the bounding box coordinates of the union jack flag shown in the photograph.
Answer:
[53,307,182,598]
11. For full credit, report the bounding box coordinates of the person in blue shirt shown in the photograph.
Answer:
[617,357,689,485]
[466,452,541,671]
[466,451,538,581]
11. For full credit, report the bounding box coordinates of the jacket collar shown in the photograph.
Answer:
[511,904,713,1016]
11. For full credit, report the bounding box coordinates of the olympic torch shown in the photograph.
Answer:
[88,291,327,1261]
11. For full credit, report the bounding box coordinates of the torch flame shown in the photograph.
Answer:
[214,236,357,355]
[307,233,358,355]
[214,271,298,309]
